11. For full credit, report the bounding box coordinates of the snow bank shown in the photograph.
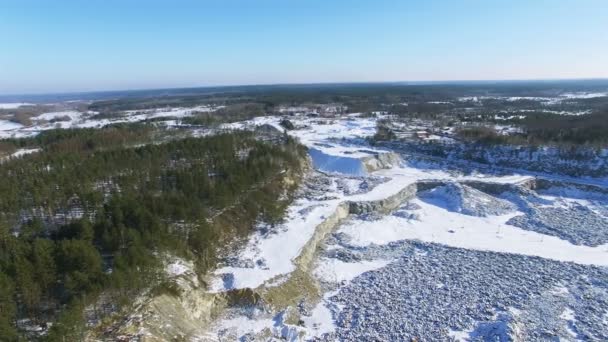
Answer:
[0,120,23,131]
[308,148,368,176]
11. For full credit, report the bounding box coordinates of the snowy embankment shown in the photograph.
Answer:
[209,196,345,291]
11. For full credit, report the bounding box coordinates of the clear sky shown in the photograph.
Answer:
[1,0,607,94]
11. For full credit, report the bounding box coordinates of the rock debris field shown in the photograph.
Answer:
[505,189,608,247]
[319,240,608,341]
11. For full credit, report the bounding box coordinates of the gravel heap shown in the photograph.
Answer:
[419,182,517,217]
[505,194,608,247]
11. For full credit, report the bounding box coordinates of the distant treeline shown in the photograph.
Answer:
[83,80,608,112]
[0,126,307,340]
[457,109,608,147]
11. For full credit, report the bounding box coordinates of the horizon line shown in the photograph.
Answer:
[2,77,608,100]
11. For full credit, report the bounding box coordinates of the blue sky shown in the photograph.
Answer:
[1,0,607,94]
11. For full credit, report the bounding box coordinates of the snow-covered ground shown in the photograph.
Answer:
[0,104,222,139]
[124,105,219,119]
[561,92,608,99]
[0,119,24,132]
[500,109,593,116]
[2,103,605,340]
[0,102,33,109]
[0,148,41,163]
[209,193,344,291]
[458,92,607,106]
[201,115,608,341]
[208,116,537,294]
[337,196,608,266]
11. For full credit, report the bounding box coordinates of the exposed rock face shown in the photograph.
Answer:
[348,183,418,215]
[296,203,351,273]
[279,118,295,130]
[133,287,264,340]
[463,180,531,194]
[535,178,608,194]
[308,149,401,176]
[361,152,402,172]
[308,148,368,176]
[143,289,225,339]
[384,141,608,178]
[254,123,284,137]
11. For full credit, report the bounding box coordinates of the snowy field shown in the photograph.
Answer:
[0,102,33,109]
[458,92,608,106]
[0,104,221,139]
